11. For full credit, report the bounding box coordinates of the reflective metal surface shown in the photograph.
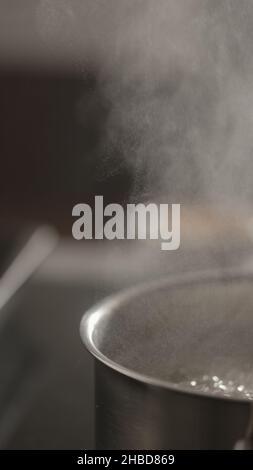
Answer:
[81,271,253,449]
[95,362,249,449]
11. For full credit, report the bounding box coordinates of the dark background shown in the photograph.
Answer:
[0,2,134,449]
[0,67,132,234]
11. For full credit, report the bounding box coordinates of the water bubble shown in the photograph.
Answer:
[219,384,227,391]
[212,376,219,382]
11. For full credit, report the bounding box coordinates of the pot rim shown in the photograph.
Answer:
[80,267,253,404]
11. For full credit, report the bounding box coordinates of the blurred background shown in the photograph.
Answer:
[1,0,253,449]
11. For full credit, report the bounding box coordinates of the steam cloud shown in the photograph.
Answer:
[37,0,253,210]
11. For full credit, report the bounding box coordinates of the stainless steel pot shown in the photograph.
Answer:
[80,270,253,449]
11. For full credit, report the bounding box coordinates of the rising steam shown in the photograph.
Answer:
[36,0,253,209]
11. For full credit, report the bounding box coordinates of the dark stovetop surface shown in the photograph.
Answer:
[0,278,114,450]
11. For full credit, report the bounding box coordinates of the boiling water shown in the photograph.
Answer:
[169,369,253,400]
[99,279,253,402]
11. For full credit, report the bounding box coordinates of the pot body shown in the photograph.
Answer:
[81,271,253,449]
[95,361,249,449]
